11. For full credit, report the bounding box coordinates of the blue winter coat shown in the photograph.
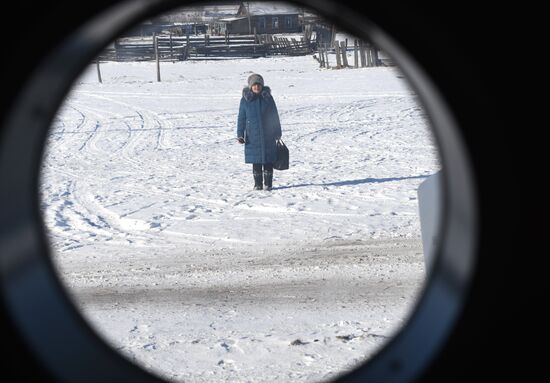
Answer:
[237,86,282,164]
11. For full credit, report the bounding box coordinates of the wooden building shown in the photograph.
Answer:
[150,3,240,35]
[220,2,302,35]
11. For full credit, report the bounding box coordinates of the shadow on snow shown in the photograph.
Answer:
[272,174,432,190]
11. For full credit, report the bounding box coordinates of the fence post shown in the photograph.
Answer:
[354,39,359,68]
[114,39,120,61]
[335,41,342,69]
[272,36,279,54]
[253,28,257,54]
[340,41,348,67]
[366,45,372,67]
[372,46,380,66]
[360,40,366,67]
[303,24,311,46]
[169,33,174,62]
[185,33,190,60]
[170,31,174,62]
[325,44,330,68]
[154,34,161,82]
[96,60,102,83]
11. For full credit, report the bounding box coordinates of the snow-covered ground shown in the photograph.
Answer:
[40,55,440,382]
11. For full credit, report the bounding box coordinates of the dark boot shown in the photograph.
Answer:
[253,172,263,190]
[263,171,273,191]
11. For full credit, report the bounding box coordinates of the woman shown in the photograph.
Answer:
[236,73,282,191]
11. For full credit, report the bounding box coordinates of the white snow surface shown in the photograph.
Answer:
[40,55,440,382]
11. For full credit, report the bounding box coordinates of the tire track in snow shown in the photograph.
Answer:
[44,65,437,256]
[69,102,135,154]
[46,104,91,153]
[77,92,185,152]
[43,179,117,246]
[43,99,167,246]
[77,93,160,168]
[46,94,238,248]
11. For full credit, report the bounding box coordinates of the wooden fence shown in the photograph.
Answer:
[92,35,389,83]
[98,33,315,62]
[313,39,392,69]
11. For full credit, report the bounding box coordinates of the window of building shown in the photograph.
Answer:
[286,16,292,28]
[272,17,279,29]
[258,17,266,30]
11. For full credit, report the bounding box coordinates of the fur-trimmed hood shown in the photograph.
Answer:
[242,86,272,101]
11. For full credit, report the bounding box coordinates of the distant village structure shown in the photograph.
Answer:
[101,1,385,68]
[158,3,242,35]
[220,2,302,35]
[124,1,320,37]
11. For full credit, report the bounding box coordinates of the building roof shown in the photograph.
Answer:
[242,2,302,16]
[219,16,248,22]
[201,4,242,16]
[156,3,241,23]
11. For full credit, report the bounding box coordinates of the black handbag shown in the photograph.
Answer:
[273,139,289,170]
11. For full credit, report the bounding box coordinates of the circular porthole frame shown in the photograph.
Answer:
[0,0,478,382]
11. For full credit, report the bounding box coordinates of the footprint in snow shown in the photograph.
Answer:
[217,359,235,366]
[336,334,357,342]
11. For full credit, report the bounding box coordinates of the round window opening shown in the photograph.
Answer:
[1,1,477,383]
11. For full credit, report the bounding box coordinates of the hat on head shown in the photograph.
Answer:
[248,73,264,88]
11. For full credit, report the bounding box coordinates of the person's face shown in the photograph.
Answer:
[251,83,262,94]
